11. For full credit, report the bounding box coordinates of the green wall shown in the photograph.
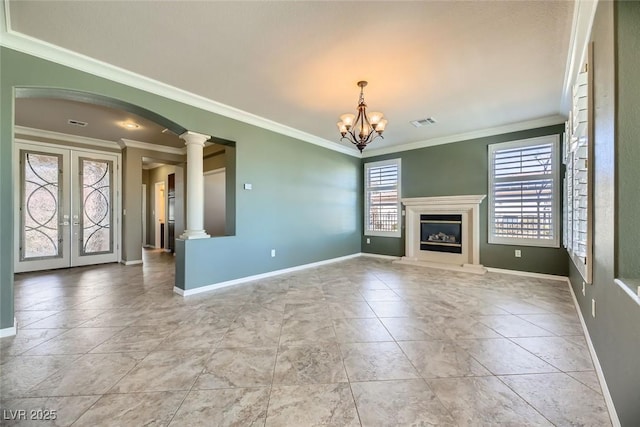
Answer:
[363,125,569,276]
[177,133,362,289]
[615,0,640,281]
[0,47,362,329]
[567,2,640,425]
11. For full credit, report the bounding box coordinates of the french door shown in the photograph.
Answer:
[14,142,120,273]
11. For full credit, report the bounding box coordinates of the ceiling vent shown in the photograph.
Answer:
[410,117,437,128]
[67,119,88,127]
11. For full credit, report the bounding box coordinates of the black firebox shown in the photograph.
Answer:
[420,214,462,254]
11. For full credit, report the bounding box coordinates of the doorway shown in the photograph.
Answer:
[204,168,226,236]
[14,141,121,273]
[142,183,147,247]
[154,181,166,249]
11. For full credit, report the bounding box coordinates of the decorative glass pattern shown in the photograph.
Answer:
[21,151,62,259]
[80,158,113,255]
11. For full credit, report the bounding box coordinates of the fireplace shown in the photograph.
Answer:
[420,214,462,254]
[395,195,486,274]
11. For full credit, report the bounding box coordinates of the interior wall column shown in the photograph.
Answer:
[179,130,210,239]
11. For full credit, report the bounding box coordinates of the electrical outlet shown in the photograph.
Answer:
[591,299,596,318]
[366,238,370,244]
[271,249,276,257]
[514,250,521,258]
[582,282,586,296]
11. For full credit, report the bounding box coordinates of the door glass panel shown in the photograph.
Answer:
[80,157,113,255]
[21,151,62,260]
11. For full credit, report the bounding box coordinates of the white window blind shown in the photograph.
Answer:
[488,136,560,247]
[364,159,401,237]
[564,52,593,284]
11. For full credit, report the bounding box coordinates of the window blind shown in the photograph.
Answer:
[365,159,401,236]
[489,137,559,247]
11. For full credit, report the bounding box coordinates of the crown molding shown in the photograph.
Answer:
[561,0,598,112]
[119,138,186,155]
[0,3,360,159]
[362,115,566,158]
[14,126,185,156]
[14,125,121,150]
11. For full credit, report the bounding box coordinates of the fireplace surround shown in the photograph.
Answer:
[395,195,487,274]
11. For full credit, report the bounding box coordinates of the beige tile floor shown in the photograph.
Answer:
[1,250,612,426]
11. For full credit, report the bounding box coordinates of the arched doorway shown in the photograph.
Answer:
[13,88,187,273]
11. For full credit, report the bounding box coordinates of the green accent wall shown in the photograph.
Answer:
[0,47,361,329]
[363,125,569,276]
[176,135,362,290]
[615,0,640,281]
[567,2,640,425]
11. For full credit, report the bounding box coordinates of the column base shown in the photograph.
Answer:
[179,229,210,240]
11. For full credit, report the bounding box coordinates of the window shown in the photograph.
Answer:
[364,158,401,237]
[488,135,560,247]
[564,49,592,283]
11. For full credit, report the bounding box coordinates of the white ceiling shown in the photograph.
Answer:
[15,97,184,148]
[6,1,574,154]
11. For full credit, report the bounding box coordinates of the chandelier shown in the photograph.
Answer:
[337,81,387,152]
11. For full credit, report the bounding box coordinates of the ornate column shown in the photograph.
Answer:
[179,131,210,239]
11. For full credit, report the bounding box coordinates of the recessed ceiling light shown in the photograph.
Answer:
[119,121,140,130]
[410,117,437,128]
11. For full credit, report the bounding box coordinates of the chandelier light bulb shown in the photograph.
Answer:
[337,122,348,135]
[340,113,356,128]
[359,123,371,138]
[368,112,384,125]
[375,119,388,133]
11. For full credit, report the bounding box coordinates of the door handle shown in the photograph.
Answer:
[59,221,70,226]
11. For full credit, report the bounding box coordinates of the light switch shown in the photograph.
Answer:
[244,183,252,190]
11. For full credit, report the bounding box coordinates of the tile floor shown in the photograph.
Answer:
[0,250,612,426]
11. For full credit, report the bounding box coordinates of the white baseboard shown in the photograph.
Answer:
[486,267,568,282]
[120,259,143,266]
[360,252,401,260]
[0,318,17,338]
[567,280,620,427]
[174,253,361,296]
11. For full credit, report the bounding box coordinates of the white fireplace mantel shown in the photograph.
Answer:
[395,195,487,274]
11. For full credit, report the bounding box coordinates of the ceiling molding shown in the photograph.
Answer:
[14,125,121,150]
[561,0,598,112]
[361,115,566,158]
[119,138,186,155]
[0,3,360,159]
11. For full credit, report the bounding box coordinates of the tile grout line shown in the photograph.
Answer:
[262,306,286,427]
[330,307,364,427]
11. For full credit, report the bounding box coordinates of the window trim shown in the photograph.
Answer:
[488,135,560,248]
[364,158,401,238]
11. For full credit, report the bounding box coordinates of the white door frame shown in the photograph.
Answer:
[14,140,121,273]
[154,181,165,249]
[142,184,147,247]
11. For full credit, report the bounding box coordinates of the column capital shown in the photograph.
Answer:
[180,130,211,146]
